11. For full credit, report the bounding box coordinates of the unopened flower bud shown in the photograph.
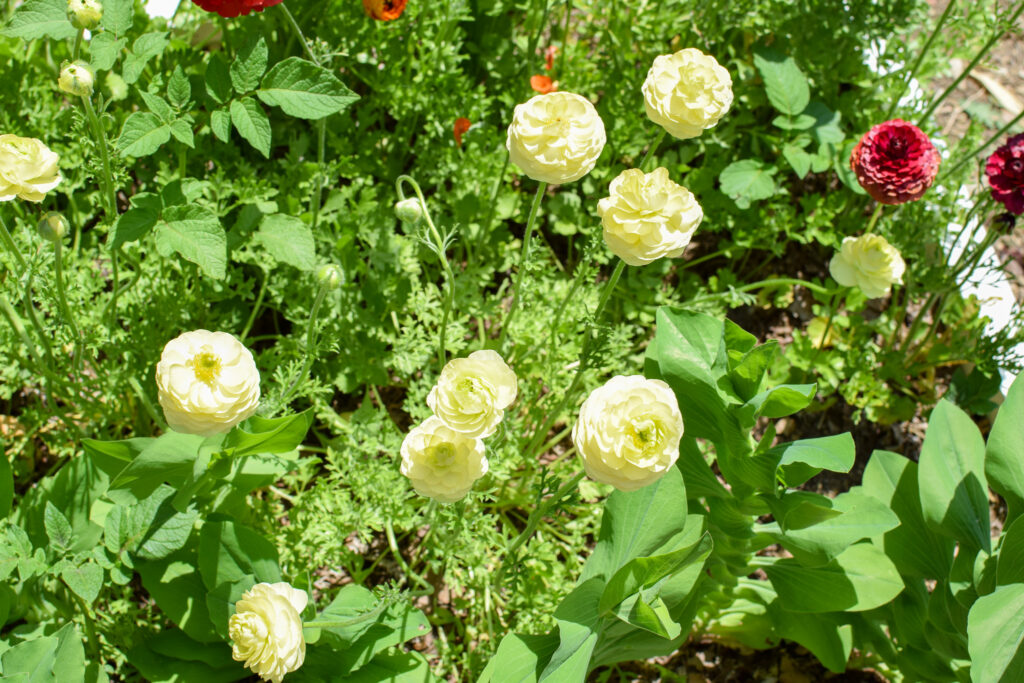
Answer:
[315,264,342,290]
[58,61,95,98]
[105,73,128,101]
[37,212,69,242]
[394,197,424,224]
[67,0,103,30]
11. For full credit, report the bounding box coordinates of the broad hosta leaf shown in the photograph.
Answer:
[997,515,1024,586]
[256,214,317,270]
[117,112,172,158]
[752,46,811,116]
[598,531,711,615]
[477,632,560,683]
[137,545,220,643]
[863,450,954,579]
[257,57,360,120]
[2,0,76,41]
[230,36,268,94]
[767,606,852,673]
[967,583,1024,683]
[198,518,281,591]
[230,97,272,158]
[537,577,605,682]
[770,433,855,488]
[737,383,815,426]
[918,400,990,552]
[986,372,1024,523]
[226,411,314,457]
[0,623,86,683]
[154,205,227,279]
[719,159,777,209]
[127,629,244,683]
[763,542,904,613]
[343,652,434,682]
[106,432,205,503]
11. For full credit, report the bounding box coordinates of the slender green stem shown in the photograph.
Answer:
[128,376,168,431]
[384,519,434,595]
[397,176,456,372]
[899,292,938,356]
[481,155,510,234]
[54,240,84,378]
[81,96,116,220]
[807,290,842,371]
[917,1,1024,125]
[499,182,547,349]
[23,272,55,368]
[863,203,884,234]
[241,267,269,340]
[941,108,1024,181]
[639,128,667,171]
[686,277,833,307]
[884,0,956,119]
[69,591,100,658]
[72,28,84,61]
[516,259,590,364]
[0,293,43,367]
[0,213,25,270]
[276,283,329,411]
[279,4,318,63]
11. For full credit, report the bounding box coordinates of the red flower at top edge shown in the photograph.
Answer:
[986,133,1024,216]
[363,0,408,21]
[191,0,284,18]
[850,119,940,205]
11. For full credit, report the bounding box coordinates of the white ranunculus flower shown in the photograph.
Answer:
[0,135,62,203]
[400,416,488,503]
[829,234,906,298]
[572,375,684,492]
[229,582,307,683]
[155,330,261,437]
[597,167,703,266]
[427,350,517,438]
[642,48,733,140]
[506,91,607,185]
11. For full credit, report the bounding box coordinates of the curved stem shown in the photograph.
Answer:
[384,519,434,595]
[639,128,667,172]
[276,283,329,411]
[863,203,884,234]
[481,155,510,235]
[81,96,116,220]
[940,108,1024,181]
[686,277,833,307]
[241,267,269,341]
[499,181,547,350]
[0,213,25,270]
[54,240,84,379]
[884,0,956,120]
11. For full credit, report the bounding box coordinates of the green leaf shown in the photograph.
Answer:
[752,46,811,116]
[61,562,104,604]
[598,531,712,614]
[0,623,86,683]
[198,518,281,591]
[676,437,729,500]
[257,57,360,120]
[862,450,954,579]
[127,629,242,683]
[106,432,205,503]
[123,32,169,85]
[737,383,815,426]
[997,515,1024,586]
[918,400,990,552]
[168,66,191,108]
[105,485,198,561]
[478,633,559,683]
[537,576,605,682]
[967,583,1024,683]
[169,119,194,147]
[770,433,855,488]
[719,159,777,209]
[230,97,271,158]
[767,606,852,673]
[0,449,12,518]
[773,113,816,130]
[117,112,172,158]
[783,144,813,178]
[763,542,904,613]
[210,108,231,143]
[139,91,175,123]
[226,411,314,457]
[205,54,233,105]
[1,0,76,41]
[343,652,434,682]
[256,214,317,270]
[100,0,133,34]
[230,36,269,94]
[136,546,220,643]
[44,501,75,552]
[88,32,126,72]
[986,372,1024,523]
[154,205,228,279]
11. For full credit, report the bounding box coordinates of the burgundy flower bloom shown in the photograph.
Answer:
[191,0,283,18]
[986,133,1024,215]
[850,119,940,205]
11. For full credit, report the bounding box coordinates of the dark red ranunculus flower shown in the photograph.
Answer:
[850,119,940,205]
[986,133,1024,216]
[191,0,283,18]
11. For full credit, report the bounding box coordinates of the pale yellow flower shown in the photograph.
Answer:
[572,375,684,492]
[506,91,606,185]
[67,0,102,29]
[155,330,261,437]
[59,61,95,98]
[642,48,733,140]
[427,350,517,438]
[400,416,488,503]
[229,582,307,683]
[597,167,703,266]
[829,234,905,298]
[0,135,62,203]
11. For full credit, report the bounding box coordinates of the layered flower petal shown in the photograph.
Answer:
[0,135,62,203]
[427,350,517,438]
[229,582,307,683]
[642,48,733,140]
[986,133,1024,215]
[506,91,606,185]
[400,416,488,503]
[850,120,940,205]
[829,234,905,298]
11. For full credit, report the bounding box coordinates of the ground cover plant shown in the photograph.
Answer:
[1,0,1023,681]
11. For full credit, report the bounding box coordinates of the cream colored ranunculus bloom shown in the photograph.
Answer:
[400,416,488,503]
[506,91,606,185]
[0,135,62,202]
[229,582,307,683]
[597,167,703,266]
[427,350,517,438]
[572,375,684,492]
[829,234,906,298]
[155,330,261,436]
[642,48,733,140]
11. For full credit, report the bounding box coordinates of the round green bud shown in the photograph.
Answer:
[58,61,95,98]
[67,0,102,30]
[37,212,69,243]
[315,264,343,290]
[394,197,424,225]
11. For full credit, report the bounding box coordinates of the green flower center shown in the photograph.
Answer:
[188,350,222,384]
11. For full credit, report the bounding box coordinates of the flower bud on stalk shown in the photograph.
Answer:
[315,264,342,290]
[37,212,69,243]
[67,0,102,30]
[394,197,424,224]
[58,61,95,98]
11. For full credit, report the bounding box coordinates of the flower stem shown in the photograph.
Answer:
[54,239,84,378]
[686,277,833,307]
[240,266,268,341]
[81,96,117,220]
[884,0,956,120]
[72,28,84,61]
[384,519,434,596]
[806,289,842,372]
[481,155,510,235]
[863,203,884,234]
[0,212,26,270]
[940,107,1024,181]
[499,181,547,350]
[275,282,329,411]
[639,128,667,172]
